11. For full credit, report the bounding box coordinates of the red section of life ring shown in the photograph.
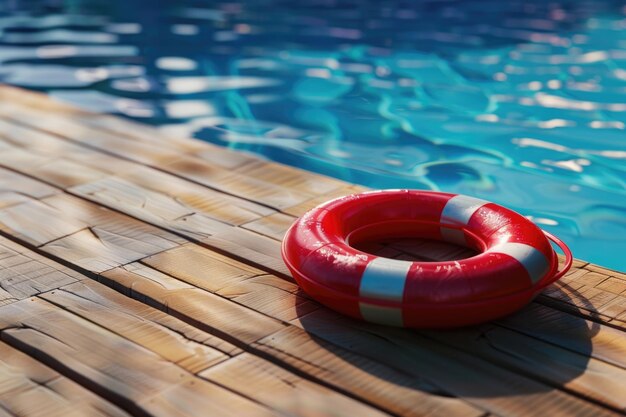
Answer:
[281,190,572,328]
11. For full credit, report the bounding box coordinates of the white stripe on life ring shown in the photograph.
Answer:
[358,257,411,326]
[440,195,489,246]
[359,302,404,326]
[359,257,412,302]
[490,242,550,284]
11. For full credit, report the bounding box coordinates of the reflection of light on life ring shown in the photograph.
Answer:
[281,189,572,329]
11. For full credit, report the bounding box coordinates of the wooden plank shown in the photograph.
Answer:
[201,353,394,417]
[40,282,232,373]
[1,90,343,210]
[0,85,207,154]
[596,277,626,295]
[540,280,626,328]
[287,310,619,417]
[495,303,626,370]
[0,107,294,214]
[237,160,346,196]
[120,166,276,224]
[45,378,131,417]
[143,244,296,317]
[202,228,291,277]
[0,146,107,188]
[0,85,92,116]
[0,192,185,273]
[0,103,189,167]
[0,103,314,212]
[72,114,206,155]
[242,213,297,241]
[0,407,13,417]
[138,377,271,417]
[562,268,609,288]
[100,264,486,417]
[163,156,347,211]
[423,323,626,412]
[0,298,274,417]
[583,264,624,279]
[46,278,429,417]
[0,199,87,247]
[0,236,78,301]
[0,341,130,417]
[40,194,184,247]
[281,185,367,217]
[42,228,175,274]
[216,275,319,322]
[164,156,316,210]
[0,116,140,176]
[0,170,184,268]
[67,175,289,275]
[100,263,285,345]
[0,167,58,209]
[103,264,302,321]
[68,176,238,240]
[190,146,257,170]
[0,122,140,178]
[141,244,263,292]
[0,93,286,214]
[0,117,88,155]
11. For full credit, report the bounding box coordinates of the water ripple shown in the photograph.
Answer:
[0,0,625,270]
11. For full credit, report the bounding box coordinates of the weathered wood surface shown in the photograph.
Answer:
[0,84,624,416]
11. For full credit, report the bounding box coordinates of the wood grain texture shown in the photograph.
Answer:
[0,236,79,302]
[163,156,315,210]
[40,282,232,373]
[201,353,395,417]
[4,191,183,273]
[0,298,274,417]
[281,185,368,217]
[0,117,140,177]
[0,103,188,167]
[540,265,626,328]
[68,174,290,275]
[100,263,286,345]
[423,323,626,412]
[0,341,130,417]
[0,199,87,246]
[0,167,58,209]
[242,213,297,241]
[42,227,178,274]
[0,146,107,189]
[120,165,276,223]
[288,310,620,417]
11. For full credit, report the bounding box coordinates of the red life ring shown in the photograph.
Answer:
[281,189,572,328]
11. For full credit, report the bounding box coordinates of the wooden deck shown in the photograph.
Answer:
[0,84,624,417]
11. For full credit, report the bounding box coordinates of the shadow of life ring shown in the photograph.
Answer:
[281,189,572,328]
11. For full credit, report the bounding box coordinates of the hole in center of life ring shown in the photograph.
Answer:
[346,219,480,262]
[353,237,479,262]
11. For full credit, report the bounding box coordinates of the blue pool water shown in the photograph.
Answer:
[0,0,624,271]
